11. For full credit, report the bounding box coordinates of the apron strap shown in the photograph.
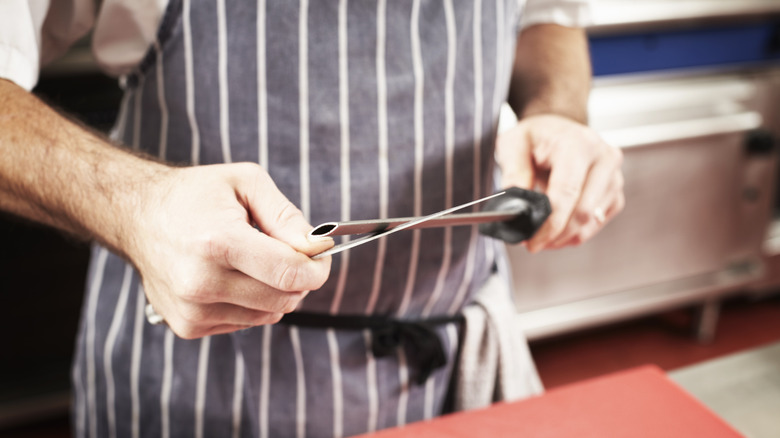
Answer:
[280,312,463,385]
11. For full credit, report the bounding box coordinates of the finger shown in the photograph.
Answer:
[238,169,334,256]
[546,152,622,248]
[211,223,332,292]
[496,126,536,189]
[573,149,622,224]
[168,301,285,338]
[172,318,280,339]
[547,173,625,249]
[206,323,273,337]
[187,270,309,313]
[526,149,592,253]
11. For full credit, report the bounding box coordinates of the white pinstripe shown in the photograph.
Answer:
[331,0,351,315]
[160,329,175,438]
[259,325,272,438]
[132,76,144,151]
[73,348,85,437]
[376,0,388,222]
[130,286,145,438]
[299,0,310,220]
[157,31,174,438]
[398,0,424,317]
[366,0,388,316]
[232,352,245,438]
[290,326,307,438]
[396,347,409,427]
[154,41,168,160]
[366,238,386,315]
[183,0,200,165]
[85,247,108,438]
[217,0,232,163]
[485,0,504,272]
[364,329,379,433]
[493,0,506,121]
[327,330,344,438]
[444,323,460,417]
[194,336,211,438]
[329,3,350,433]
[104,264,133,438]
[257,0,268,169]
[449,0,484,314]
[422,0,457,317]
[424,372,435,420]
[110,85,131,142]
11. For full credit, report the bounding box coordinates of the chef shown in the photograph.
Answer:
[0,0,623,437]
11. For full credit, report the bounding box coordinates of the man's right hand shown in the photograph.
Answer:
[1,77,332,340]
[128,163,333,339]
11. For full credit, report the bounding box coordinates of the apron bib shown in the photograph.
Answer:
[72,1,523,437]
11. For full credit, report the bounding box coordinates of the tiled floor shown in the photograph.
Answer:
[5,293,780,438]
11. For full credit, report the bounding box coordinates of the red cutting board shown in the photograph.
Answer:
[358,365,743,437]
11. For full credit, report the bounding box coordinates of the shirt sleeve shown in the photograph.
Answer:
[519,0,592,30]
[0,0,48,91]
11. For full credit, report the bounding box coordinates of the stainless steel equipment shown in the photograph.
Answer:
[507,0,780,340]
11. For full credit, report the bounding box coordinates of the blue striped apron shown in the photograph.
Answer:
[71,0,523,436]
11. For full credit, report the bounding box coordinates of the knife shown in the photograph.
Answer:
[311,187,551,259]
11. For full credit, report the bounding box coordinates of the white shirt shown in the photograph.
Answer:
[0,0,590,91]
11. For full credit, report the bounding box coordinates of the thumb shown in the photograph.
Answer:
[239,169,334,257]
[496,124,536,190]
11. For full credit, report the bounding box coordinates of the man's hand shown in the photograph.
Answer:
[501,23,624,253]
[496,114,624,253]
[129,163,333,339]
[0,78,332,339]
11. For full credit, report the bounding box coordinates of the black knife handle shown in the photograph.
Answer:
[478,187,551,244]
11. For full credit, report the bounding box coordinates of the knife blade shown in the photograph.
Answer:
[311,191,506,259]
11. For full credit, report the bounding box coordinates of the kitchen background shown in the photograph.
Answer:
[3,1,780,437]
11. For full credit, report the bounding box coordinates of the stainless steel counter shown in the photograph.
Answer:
[511,68,780,340]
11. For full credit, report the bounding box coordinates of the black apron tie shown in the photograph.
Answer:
[280,312,463,385]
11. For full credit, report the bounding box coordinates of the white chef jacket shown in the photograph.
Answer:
[0,0,590,91]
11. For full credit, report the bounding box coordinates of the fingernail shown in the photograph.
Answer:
[528,239,547,253]
[307,234,334,245]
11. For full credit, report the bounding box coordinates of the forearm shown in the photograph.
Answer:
[507,24,591,123]
[0,78,171,257]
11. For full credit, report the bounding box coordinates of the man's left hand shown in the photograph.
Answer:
[495,114,624,253]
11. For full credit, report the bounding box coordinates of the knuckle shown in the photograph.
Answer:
[251,311,284,326]
[611,147,624,166]
[547,215,568,237]
[572,205,594,225]
[237,161,262,174]
[168,320,200,340]
[274,262,301,291]
[555,182,581,201]
[311,268,329,290]
[280,295,301,314]
[178,277,206,302]
[266,313,284,325]
[202,231,232,266]
[178,303,207,325]
[269,290,304,314]
[615,192,626,212]
[274,201,304,230]
[615,173,625,192]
